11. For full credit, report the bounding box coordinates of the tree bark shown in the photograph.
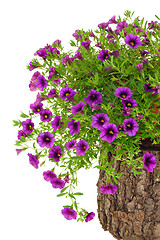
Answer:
[97,138,160,240]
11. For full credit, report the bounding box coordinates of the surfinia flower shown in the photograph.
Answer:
[122,106,133,116]
[91,103,102,111]
[68,119,80,135]
[43,170,57,182]
[76,140,89,156]
[91,113,109,130]
[114,87,133,100]
[36,49,47,60]
[40,109,53,122]
[100,123,118,143]
[100,184,118,194]
[117,124,125,132]
[81,40,91,50]
[144,83,154,92]
[61,208,77,220]
[22,119,34,134]
[17,130,27,140]
[30,102,43,114]
[71,102,86,115]
[122,118,139,136]
[85,212,95,222]
[27,153,39,169]
[152,85,160,95]
[98,22,108,29]
[48,67,58,79]
[121,98,137,109]
[60,86,77,102]
[37,132,55,148]
[48,145,63,162]
[51,115,64,132]
[142,152,156,172]
[36,74,47,91]
[84,90,102,107]
[65,139,77,151]
[124,33,142,49]
[51,178,65,189]
[135,63,143,73]
[97,50,110,61]
[47,88,58,98]
[61,54,74,66]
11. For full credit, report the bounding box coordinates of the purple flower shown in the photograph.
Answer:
[121,98,137,109]
[98,22,108,29]
[110,50,119,57]
[114,87,133,100]
[100,184,118,194]
[74,51,83,60]
[37,132,55,148]
[85,212,95,222]
[65,139,77,151]
[124,34,142,49]
[47,88,58,98]
[48,145,63,162]
[48,67,58,79]
[72,29,85,40]
[30,102,43,114]
[51,178,65,189]
[135,63,143,73]
[36,75,47,91]
[91,103,102,111]
[40,109,53,122]
[136,113,144,120]
[117,124,125,132]
[60,87,77,102]
[71,102,86,115]
[53,39,61,45]
[28,153,39,169]
[144,83,154,92]
[63,174,70,183]
[91,113,109,130]
[51,115,64,132]
[43,170,57,182]
[108,15,117,24]
[122,106,133,116]
[36,49,47,60]
[76,140,89,156]
[89,32,96,37]
[115,21,128,34]
[81,40,91,50]
[22,119,34,134]
[142,152,156,172]
[61,208,77,220]
[84,90,102,107]
[97,50,110,62]
[16,148,24,155]
[68,119,80,135]
[17,130,27,140]
[61,54,74,67]
[139,50,149,57]
[29,62,38,71]
[29,81,37,91]
[123,118,139,136]
[35,92,46,104]
[152,85,160,95]
[100,123,118,143]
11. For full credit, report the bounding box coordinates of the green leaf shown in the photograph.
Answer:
[20,112,29,118]
[73,192,83,196]
[94,165,105,170]
[60,186,69,193]
[57,193,67,197]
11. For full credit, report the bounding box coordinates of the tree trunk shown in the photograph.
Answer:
[97,138,160,240]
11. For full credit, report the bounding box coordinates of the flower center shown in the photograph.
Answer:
[121,94,126,98]
[37,108,40,112]
[65,92,70,96]
[45,137,50,142]
[119,127,122,131]
[105,55,109,59]
[126,123,132,129]
[28,124,32,129]
[83,146,86,150]
[100,119,104,123]
[44,114,48,119]
[57,153,61,157]
[127,102,132,107]
[130,41,135,46]
[109,130,114,135]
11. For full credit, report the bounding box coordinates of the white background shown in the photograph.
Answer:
[1,1,160,239]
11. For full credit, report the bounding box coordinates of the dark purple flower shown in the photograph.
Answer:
[115,21,128,34]
[17,130,27,140]
[85,212,95,222]
[31,71,40,81]
[61,54,74,67]
[110,50,119,57]
[43,170,57,182]
[84,90,102,107]
[40,109,53,122]
[91,103,102,111]
[28,153,39,169]
[72,29,85,40]
[152,85,160,95]
[100,184,117,194]
[29,62,39,71]
[36,75,47,91]
[30,102,43,114]
[60,87,77,102]
[135,63,143,73]
[47,88,58,98]
[63,174,70,183]
[51,115,64,132]
[95,41,102,49]
[123,118,139,136]
[142,58,149,65]
[114,87,133,100]
[121,98,137,109]
[139,50,149,57]
[136,113,144,120]
[122,106,133,116]
[53,39,61,46]
[48,145,62,162]
[89,32,96,37]
[74,51,83,60]
[35,92,46,104]
[144,83,154,92]
[71,102,86,115]
[107,15,117,24]
[29,81,37,91]
[36,49,47,60]
[37,132,55,148]
[98,22,108,29]
[48,67,58,79]
[91,113,109,130]
[100,123,118,143]
[22,119,34,134]
[68,119,80,135]
[61,208,77,220]
[76,140,89,156]
[124,34,142,49]
[51,178,65,189]
[81,40,91,50]
[117,124,125,132]
[97,50,110,62]
[53,78,61,84]
[65,139,77,151]
[49,47,60,55]
[142,152,156,172]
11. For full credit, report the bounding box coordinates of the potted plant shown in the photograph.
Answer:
[13,10,160,239]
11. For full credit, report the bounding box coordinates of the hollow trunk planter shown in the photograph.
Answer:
[97,138,160,240]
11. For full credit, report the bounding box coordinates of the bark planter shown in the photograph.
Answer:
[97,138,160,240]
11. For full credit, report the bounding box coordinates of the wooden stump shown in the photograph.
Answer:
[97,138,160,240]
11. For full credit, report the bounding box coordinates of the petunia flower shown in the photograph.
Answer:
[47,88,58,98]
[76,140,89,156]
[65,139,77,151]
[30,102,43,114]
[114,87,133,100]
[37,132,55,148]
[17,130,27,140]
[51,115,64,132]
[43,170,57,182]
[142,152,156,172]
[135,63,143,73]
[68,119,80,135]
[61,208,77,220]
[40,109,53,122]
[97,50,110,61]
[84,90,102,107]
[51,178,65,189]
[22,119,34,134]
[48,145,63,162]
[36,75,47,91]
[91,113,109,130]
[100,184,118,194]
[124,34,142,49]
[122,118,139,136]
[121,98,137,109]
[71,102,86,115]
[100,123,118,143]
[85,212,95,222]
[81,40,91,50]
[28,153,39,169]
[60,86,77,102]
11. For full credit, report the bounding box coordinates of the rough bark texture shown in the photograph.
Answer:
[97,138,160,240]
